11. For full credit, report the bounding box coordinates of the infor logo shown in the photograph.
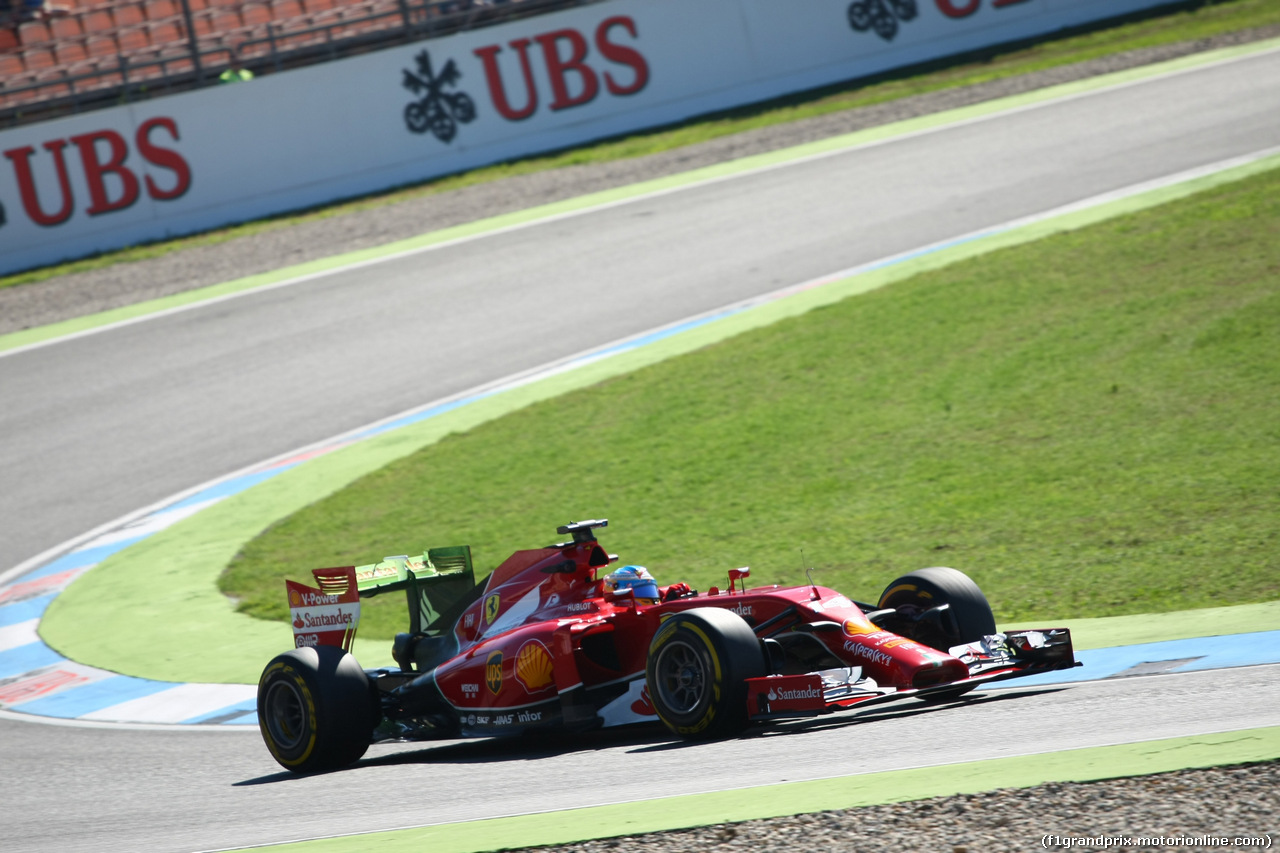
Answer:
[401,49,477,143]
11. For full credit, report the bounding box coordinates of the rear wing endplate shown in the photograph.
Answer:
[287,566,360,651]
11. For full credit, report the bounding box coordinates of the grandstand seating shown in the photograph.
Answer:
[0,0,489,113]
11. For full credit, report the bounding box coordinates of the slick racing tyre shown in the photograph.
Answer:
[257,646,376,774]
[878,567,996,702]
[645,608,766,740]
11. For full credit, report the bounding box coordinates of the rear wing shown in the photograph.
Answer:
[355,545,476,636]
[287,567,361,651]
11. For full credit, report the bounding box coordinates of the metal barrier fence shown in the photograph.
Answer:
[0,0,601,129]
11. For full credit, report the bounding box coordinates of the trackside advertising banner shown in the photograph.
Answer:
[0,0,1182,275]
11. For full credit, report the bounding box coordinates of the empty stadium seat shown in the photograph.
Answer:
[22,44,57,71]
[144,0,178,20]
[0,52,24,78]
[5,0,551,120]
[84,33,116,56]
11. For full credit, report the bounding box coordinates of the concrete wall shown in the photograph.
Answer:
[0,0,1184,275]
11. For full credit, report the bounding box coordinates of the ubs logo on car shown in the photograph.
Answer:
[485,650,503,694]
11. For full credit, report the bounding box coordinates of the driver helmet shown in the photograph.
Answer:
[603,565,660,604]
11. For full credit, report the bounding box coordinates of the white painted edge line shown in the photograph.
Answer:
[0,706,257,732]
[0,619,40,653]
[3,38,1277,363]
[78,682,258,724]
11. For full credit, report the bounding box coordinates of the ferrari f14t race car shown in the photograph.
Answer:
[258,519,1077,773]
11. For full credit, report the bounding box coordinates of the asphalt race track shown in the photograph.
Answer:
[1,45,1279,853]
[0,664,1276,853]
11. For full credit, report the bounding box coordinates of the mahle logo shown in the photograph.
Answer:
[401,49,477,142]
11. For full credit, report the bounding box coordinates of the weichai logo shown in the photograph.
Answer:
[1,117,191,229]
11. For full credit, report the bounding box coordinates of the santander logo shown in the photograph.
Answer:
[767,685,822,701]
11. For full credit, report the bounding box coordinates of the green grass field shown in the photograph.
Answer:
[222,162,1280,641]
[3,0,1277,289]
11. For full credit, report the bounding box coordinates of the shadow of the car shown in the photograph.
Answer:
[740,685,1072,739]
[235,687,1071,781]
[359,725,676,767]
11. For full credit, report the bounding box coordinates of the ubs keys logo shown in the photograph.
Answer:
[401,49,477,143]
[848,0,918,41]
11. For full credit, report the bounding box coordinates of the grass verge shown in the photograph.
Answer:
[222,160,1280,640]
[3,0,1278,290]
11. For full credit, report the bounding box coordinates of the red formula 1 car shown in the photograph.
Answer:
[257,519,1077,773]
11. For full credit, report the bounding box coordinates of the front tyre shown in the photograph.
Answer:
[877,566,996,649]
[257,646,376,774]
[646,608,766,740]
[878,567,996,702]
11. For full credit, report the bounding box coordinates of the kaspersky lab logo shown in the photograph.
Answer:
[848,0,918,41]
[401,49,477,143]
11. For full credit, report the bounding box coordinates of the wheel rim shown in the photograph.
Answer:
[263,680,308,751]
[653,638,708,715]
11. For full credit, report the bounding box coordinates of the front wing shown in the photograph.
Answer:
[746,629,1077,720]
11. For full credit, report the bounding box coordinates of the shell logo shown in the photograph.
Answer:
[288,589,302,608]
[514,641,554,693]
[843,615,876,636]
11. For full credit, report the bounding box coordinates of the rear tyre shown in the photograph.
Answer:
[257,646,376,774]
[646,608,766,740]
[878,567,996,702]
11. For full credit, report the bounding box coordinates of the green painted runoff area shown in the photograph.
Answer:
[38,45,1280,682]
[255,727,1280,852]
